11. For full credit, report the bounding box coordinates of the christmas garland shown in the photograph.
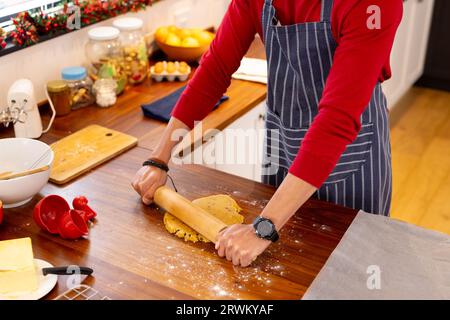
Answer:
[1,0,152,49]
[0,28,7,49]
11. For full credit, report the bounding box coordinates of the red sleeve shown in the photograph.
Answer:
[171,0,258,129]
[289,0,403,188]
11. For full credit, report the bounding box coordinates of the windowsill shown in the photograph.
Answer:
[0,30,71,57]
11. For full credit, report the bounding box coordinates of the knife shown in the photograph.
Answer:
[42,266,94,276]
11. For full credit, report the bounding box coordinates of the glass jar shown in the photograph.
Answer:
[93,79,118,108]
[46,80,71,116]
[85,26,127,95]
[61,66,95,110]
[112,17,149,85]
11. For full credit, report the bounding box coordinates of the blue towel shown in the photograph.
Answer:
[141,85,229,123]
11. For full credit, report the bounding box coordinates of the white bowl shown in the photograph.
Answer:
[0,138,54,208]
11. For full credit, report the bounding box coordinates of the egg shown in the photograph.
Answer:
[178,65,190,74]
[153,62,165,74]
[166,62,176,73]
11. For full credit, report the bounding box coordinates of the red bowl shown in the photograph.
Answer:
[33,195,70,234]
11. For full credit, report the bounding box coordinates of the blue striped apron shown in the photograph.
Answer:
[261,0,392,216]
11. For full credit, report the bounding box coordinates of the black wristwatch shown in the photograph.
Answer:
[252,216,279,242]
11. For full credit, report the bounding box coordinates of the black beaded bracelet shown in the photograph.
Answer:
[142,159,169,172]
[142,158,177,192]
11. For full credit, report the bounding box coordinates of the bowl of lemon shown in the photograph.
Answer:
[155,25,215,62]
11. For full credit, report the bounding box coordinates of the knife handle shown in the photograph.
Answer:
[42,266,94,276]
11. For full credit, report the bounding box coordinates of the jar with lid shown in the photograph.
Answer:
[93,78,117,108]
[85,26,127,95]
[46,80,71,116]
[112,17,149,85]
[61,66,95,110]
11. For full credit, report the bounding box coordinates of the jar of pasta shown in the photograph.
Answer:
[112,17,149,85]
[61,67,95,110]
[85,26,127,94]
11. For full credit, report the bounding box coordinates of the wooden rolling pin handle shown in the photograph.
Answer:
[153,186,228,244]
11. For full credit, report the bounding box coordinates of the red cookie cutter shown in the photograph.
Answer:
[33,195,97,239]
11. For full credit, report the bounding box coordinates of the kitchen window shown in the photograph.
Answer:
[0,0,65,32]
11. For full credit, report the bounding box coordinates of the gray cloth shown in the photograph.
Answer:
[303,211,450,300]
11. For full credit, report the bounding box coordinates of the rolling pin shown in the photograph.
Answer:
[153,186,228,243]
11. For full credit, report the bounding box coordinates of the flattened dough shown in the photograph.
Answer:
[163,194,244,243]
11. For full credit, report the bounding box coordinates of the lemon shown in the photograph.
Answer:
[178,28,192,39]
[165,33,181,46]
[168,25,179,34]
[155,26,169,43]
[181,36,200,48]
[195,31,214,45]
[189,28,203,36]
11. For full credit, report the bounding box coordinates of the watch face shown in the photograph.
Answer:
[257,220,274,237]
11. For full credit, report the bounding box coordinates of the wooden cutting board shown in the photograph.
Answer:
[49,125,138,184]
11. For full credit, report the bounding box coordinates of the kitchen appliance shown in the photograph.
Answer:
[0,79,55,139]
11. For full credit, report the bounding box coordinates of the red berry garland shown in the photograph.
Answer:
[75,0,152,27]
[0,28,6,49]
[33,11,68,35]
[0,0,152,50]
[9,12,39,47]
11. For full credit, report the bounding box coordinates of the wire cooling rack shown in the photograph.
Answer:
[54,285,111,300]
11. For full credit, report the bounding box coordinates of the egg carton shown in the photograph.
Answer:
[150,61,191,82]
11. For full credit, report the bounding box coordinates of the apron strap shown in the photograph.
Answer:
[320,0,334,23]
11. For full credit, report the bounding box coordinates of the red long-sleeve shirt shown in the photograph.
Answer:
[172,0,402,188]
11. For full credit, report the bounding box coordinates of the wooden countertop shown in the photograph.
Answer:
[0,38,268,150]
[0,38,358,300]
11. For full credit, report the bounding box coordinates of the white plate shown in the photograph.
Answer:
[0,259,58,300]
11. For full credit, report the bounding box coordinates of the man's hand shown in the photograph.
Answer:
[132,166,167,205]
[215,224,271,267]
